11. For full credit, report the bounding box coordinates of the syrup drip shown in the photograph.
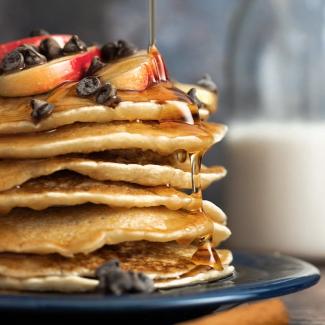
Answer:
[189,152,203,201]
[148,0,156,52]
[191,236,224,271]
[189,151,223,270]
[175,150,187,163]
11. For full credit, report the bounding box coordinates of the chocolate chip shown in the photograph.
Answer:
[63,35,87,54]
[187,88,204,108]
[18,45,47,67]
[39,38,62,60]
[30,99,54,124]
[95,259,154,295]
[76,76,102,97]
[101,40,136,62]
[197,74,218,93]
[116,40,136,57]
[29,29,50,37]
[86,57,105,76]
[0,50,25,72]
[101,42,118,61]
[96,83,121,107]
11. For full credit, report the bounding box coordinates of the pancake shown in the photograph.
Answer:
[0,241,233,292]
[0,121,227,159]
[0,99,196,135]
[0,174,201,214]
[0,156,226,192]
[0,77,217,134]
[0,204,230,256]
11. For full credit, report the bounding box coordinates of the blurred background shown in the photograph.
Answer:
[0,0,324,259]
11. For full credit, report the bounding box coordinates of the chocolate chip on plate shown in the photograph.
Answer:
[86,57,105,76]
[101,40,136,62]
[76,76,102,97]
[39,38,62,60]
[187,88,204,108]
[197,74,218,93]
[18,45,47,67]
[29,29,50,37]
[63,35,87,54]
[96,83,121,107]
[95,259,154,295]
[0,50,25,72]
[30,99,54,124]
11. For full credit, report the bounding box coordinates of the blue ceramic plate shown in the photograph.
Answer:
[0,251,320,323]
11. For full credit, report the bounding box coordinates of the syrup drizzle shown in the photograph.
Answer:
[189,151,224,271]
[146,0,224,268]
[191,235,223,271]
[148,0,156,52]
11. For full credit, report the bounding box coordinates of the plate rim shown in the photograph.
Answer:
[0,251,320,312]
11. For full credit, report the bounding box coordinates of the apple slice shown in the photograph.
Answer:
[0,35,71,61]
[0,47,100,97]
[96,49,169,91]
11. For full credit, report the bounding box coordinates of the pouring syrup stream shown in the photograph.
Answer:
[147,0,223,270]
[148,0,156,52]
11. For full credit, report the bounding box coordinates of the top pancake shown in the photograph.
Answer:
[0,81,217,134]
[0,121,226,159]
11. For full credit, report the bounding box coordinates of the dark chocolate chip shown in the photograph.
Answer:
[39,38,62,60]
[76,76,102,97]
[187,88,204,108]
[63,35,87,54]
[0,50,25,72]
[30,99,54,124]
[96,259,120,275]
[95,259,154,295]
[197,74,218,93]
[96,83,121,107]
[29,29,50,37]
[101,42,118,61]
[101,40,136,62]
[86,57,105,76]
[18,45,47,67]
[116,40,137,58]
[105,96,121,108]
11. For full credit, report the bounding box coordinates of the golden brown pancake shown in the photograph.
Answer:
[0,242,230,279]
[0,204,230,256]
[0,156,226,192]
[0,241,233,292]
[0,121,226,159]
[0,174,201,214]
[0,79,216,134]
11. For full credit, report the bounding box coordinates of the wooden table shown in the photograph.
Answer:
[284,266,324,324]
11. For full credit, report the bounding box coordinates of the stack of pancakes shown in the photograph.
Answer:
[0,59,232,293]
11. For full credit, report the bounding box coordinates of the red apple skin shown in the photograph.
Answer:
[0,35,71,61]
[0,47,100,97]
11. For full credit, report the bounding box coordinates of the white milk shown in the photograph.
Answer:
[223,121,325,259]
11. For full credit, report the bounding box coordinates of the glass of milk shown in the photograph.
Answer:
[222,0,325,259]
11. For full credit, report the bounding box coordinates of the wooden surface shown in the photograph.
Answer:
[284,266,325,325]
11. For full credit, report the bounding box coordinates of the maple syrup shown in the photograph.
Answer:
[191,236,224,271]
[146,0,223,269]
[148,0,156,52]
